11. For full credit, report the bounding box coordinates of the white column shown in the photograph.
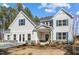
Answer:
[51,30,53,42]
[48,22,50,26]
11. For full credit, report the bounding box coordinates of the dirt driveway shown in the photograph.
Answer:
[6,46,66,55]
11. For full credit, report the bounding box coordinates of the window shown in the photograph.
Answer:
[19,34,21,41]
[56,33,62,39]
[14,34,16,40]
[23,34,25,42]
[56,19,68,26]
[56,32,68,40]
[56,20,62,26]
[63,32,68,39]
[28,34,31,40]
[7,35,10,40]
[19,19,25,26]
[58,20,62,26]
[63,20,68,26]
[49,20,53,26]
[46,21,48,25]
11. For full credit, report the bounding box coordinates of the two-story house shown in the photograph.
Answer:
[4,8,74,45]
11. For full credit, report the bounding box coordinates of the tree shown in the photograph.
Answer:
[0,4,40,29]
[33,16,40,25]
[23,8,33,19]
[5,8,17,29]
[16,3,23,12]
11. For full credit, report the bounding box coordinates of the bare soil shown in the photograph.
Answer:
[6,45,66,55]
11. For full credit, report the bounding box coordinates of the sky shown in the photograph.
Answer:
[0,3,79,18]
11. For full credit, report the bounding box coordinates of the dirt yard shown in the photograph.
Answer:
[6,46,66,55]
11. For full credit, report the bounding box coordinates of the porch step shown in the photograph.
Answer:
[40,42,49,45]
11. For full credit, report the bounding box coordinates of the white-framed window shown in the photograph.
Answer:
[19,19,25,26]
[7,35,10,40]
[56,32,68,40]
[28,34,31,40]
[63,20,68,26]
[49,20,53,26]
[46,21,48,25]
[56,19,68,26]
[14,34,16,40]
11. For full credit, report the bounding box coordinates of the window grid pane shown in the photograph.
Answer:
[14,34,16,40]
[19,19,25,26]
[7,35,10,40]
[28,34,31,40]
[63,20,68,26]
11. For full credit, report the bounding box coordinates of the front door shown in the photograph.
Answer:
[45,34,49,41]
[39,32,50,42]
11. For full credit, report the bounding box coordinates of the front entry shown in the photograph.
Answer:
[39,32,50,42]
[35,24,52,44]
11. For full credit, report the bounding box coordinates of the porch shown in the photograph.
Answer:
[35,24,53,45]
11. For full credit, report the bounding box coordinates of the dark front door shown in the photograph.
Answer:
[45,34,49,41]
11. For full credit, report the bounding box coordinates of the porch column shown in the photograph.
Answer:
[51,30,53,43]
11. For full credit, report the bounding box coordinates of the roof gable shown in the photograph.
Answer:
[8,11,36,29]
[53,8,73,19]
[36,23,53,30]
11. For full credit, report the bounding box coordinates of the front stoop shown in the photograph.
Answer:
[39,42,49,45]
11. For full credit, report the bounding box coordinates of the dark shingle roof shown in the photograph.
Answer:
[40,16,53,22]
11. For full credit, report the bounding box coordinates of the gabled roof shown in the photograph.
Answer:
[40,16,53,21]
[53,8,73,19]
[35,23,53,30]
[8,11,36,28]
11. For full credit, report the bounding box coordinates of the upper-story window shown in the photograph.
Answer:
[63,20,68,26]
[49,20,53,26]
[56,19,68,26]
[46,21,48,25]
[19,19,25,26]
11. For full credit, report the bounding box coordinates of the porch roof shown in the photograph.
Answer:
[34,23,53,31]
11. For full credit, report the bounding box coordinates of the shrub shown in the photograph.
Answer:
[26,40,28,45]
[23,44,26,46]
[31,40,36,46]
[39,45,45,48]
